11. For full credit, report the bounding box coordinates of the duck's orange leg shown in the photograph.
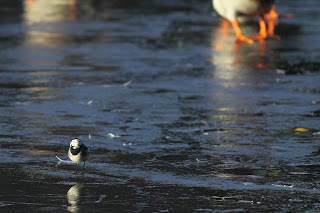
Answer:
[266,4,292,20]
[265,4,280,39]
[265,4,279,20]
[220,18,230,37]
[231,20,253,44]
[267,19,280,39]
[251,16,268,40]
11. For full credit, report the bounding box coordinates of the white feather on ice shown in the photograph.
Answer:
[107,133,120,139]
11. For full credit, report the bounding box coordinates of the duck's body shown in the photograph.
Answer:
[213,0,277,43]
[68,138,90,173]
[213,0,274,23]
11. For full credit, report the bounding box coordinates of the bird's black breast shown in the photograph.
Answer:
[70,146,81,155]
[70,144,88,156]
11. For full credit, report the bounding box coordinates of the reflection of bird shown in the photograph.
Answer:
[67,184,83,213]
[68,138,90,173]
[212,0,278,44]
[67,184,82,205]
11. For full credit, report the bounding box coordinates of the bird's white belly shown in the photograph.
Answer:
[213,0,261,22]
[68,149,85,163]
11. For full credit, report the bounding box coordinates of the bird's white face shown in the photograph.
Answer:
[70,138,80,148]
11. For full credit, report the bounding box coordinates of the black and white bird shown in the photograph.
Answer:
[68,138,90,173]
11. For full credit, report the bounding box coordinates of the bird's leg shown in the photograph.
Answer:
[74,162,78,174]
[265,4,290,40]
[231,20,253,44]
[251,16,268,40]
[265,4,279,20]
[267,19,280,40]
[81,162,86,174]
[265,5,280,39]
[220,18,230,37]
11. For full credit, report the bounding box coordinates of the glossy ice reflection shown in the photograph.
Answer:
[67,184,83,213]
[1,0,320,211]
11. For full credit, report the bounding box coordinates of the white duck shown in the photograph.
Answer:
[213,0,278,44]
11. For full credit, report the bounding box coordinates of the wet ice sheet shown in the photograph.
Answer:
[1,0,320,212]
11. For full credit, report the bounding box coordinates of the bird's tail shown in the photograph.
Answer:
[55,156,76,164]
[56,156,63,161]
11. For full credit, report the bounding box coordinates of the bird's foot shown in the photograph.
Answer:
[251,32,268,41]
[251,33,280,41]
[267,34,281,40]
[231,20,253,44]
[235,35,254,44]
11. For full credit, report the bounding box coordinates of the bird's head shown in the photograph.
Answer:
[70,138,81,149]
